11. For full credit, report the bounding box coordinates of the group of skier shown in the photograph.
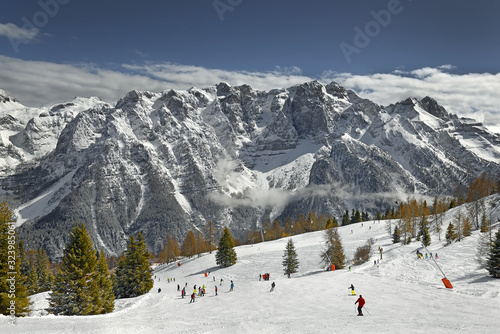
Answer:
[176,277,234,303]
[416,249,438,259]
[349,284,366,316]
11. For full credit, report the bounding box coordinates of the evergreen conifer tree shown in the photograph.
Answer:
[342,210,349,226]
[486,229,500,278]
[26,265,39,295]
[18,240,30,279]
[35,248,53,292]
[392,225,401,243]
[325,218,333,229]
[93,252,115,313]
[282,239,299,277]
[445,222,458,245]
[0,202,31,317]
[421,227,431,247]
[114,233,153,298]
[480,214,489,233]
[48,223,113,315]
[320,228,345,270]
[215,227,237,267]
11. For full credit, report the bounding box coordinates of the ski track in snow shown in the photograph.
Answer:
[2,214,500,333]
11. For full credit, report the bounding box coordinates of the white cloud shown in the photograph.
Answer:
[0,55,498,133]
[0,22,38,42]
[322,68,500,133]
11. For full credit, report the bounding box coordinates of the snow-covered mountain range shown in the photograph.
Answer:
[0,82,499,259]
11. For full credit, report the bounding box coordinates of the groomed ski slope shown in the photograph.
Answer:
[2,206,500,333]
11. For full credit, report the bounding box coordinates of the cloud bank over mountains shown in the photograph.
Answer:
[1,55,498,133]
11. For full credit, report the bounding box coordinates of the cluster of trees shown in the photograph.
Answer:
[20,244,56,296]
[1,199,154,317]
[0,203,30,317]
[49,223,115,315]
[246,210,371,245]
[157,221,218,263]
[390,173,499,248]
[48,224,152,315]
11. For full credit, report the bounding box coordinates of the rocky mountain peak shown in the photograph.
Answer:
[419,96,451,119]
[1,82,498,261]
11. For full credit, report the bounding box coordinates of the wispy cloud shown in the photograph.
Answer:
[0,55,498,133]
[0,22,38,42]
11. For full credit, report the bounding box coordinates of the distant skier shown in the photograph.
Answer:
[181,287,186,298]
[177,284,180,291]
[190,293,196,303]
[230,280,234,291]
[158,287,161,293]
[220,278,224,286]
[270,282,275,292]
[215,285,218,296]
[348,284,356,296]
[355,295,365,316]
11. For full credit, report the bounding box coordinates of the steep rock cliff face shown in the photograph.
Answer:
[0,82,498,260]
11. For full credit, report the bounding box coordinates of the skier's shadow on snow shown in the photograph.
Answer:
[187,266,221,277]
[295,270,324,278]
[468,275,497,284]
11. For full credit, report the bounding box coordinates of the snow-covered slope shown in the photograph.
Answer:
[2,197,499,333]
[0,82,499,259]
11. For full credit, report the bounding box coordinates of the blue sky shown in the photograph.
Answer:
[1,0,500,131]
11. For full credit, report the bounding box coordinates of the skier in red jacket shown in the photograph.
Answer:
[355,295,365,316]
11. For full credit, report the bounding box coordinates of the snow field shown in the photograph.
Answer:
[2,209,500,333]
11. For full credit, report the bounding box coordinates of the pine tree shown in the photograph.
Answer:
[486,229,500,278]
[93,252,115,313]
[215,227,237,267]
[18,240,30,279]
[421,227,431,247]
[0,202,31,317]
[325,218,333,230]
[480,214,489,233]
[445,222,457,245]
[342,210,349,226]
[35,248,53,292]
[26,265,39,295]
[350,209,361,224]
[320,228,345,270]
[282,239,299,277]
[48,223,113,315]
[392,225,401,243]
[114,233,153,298]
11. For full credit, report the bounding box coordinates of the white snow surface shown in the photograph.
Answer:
[2,201,500,333]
